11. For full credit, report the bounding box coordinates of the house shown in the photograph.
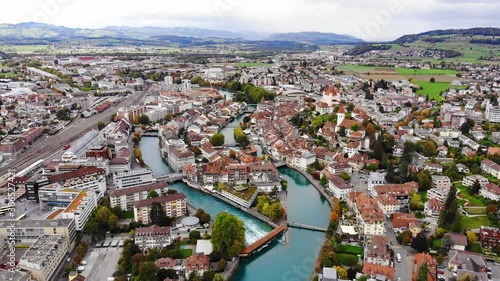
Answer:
[456,163,470,173]
[348,192,385,236]
[448,250,489,281]
[376,194,400,215]
[364,236,391,266]
[444,233,468,251]
[480,183,500,201]
[479,226,500,252]
[185,254,210,278]
[370,182,419,210]
[368,172,386,188]
[155,257,184,272]
[319,267,338,281]
[427,187,450,204]
[424,163,443,174]
[431,175,451,189]
[411,253,436,281]
[462,174,489,188]
[328,174,352,200]
[362,262,395,281]
[481,159,500,179]
[424,198,444,218]
[392,213,420,236]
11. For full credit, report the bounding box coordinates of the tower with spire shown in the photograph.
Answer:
[337,106,345,127]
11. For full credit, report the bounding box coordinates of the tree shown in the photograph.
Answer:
[417,170,432,191]
[351,124,360,132]
[339,172,351,181]
[150,202,172,227]
[147,190,159,199]
[470,180,481,195]
[189,230,201,243]
[466,231,478,244]
[422,140,437,157]
[267,202,285,221]
[334,266,348,279]
[210,133,225,146]
[158,269,178,280]
[200,213,211,224]
[410,192,424,210]
[320,174,328,186]
[213,273,225,281]
[486,204,498,214]
[234,127,248,146]
[366,123,376,137]
[138,261,159,281]
[139,114,150,125]
[416,262,429,281]
[430,77,436,83]
[97,121,105,130]
[211,212,246,257]
[217,258,228,271]
[385,163,396,183]
[411,231,430,252]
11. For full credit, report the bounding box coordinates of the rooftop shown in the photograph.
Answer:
[19,235,65,267]
[222,185,257,201]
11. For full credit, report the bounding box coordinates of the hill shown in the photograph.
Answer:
[266,31,363,44]
[393,27,500,45]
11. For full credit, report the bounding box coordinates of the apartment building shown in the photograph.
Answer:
[328,174,352,200]
[431,175,452,189]
[424,198,444,218]
[347,192,385,236]
[220,185,258,208]
[113,169,154,189]
[48,166,107,199]
[18,235,68,281]
[412,253,437,281]
[0,219,76,250]
[479,226,500,252]
[462,174,489,187]
[60,191,98,231]
[364,235,391,266]
[134,225,172,251]
[376,194,400,215]
[485,101,500,123]
[480,183,500,201]
[427,187,451,204]
[109,182,170,211]
[133,193,187,224]
[370,182,418,210]
[168,146,195,172]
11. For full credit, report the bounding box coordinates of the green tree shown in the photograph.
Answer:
[150,202,172,226]
[202,270,215,281]
[210,133,225,146]
[422,140,437,157]
[351,124,360,132]
[200,213,211,224]
[139,114,150,125]
[147,190,159,199]
[385,163,396,183]
[189,230,201,243]
[417,169,432,191]
[211,212,246,257]
[97,121,105,130]
[470,179,481,195]
[234,127,248,146]
[339,172,351,181]
[213,273,225,281]
[138,261,159,281]
[217,258,228,271]
[411,231,430,252]
[319,174,328,186]
[416,261,429,281]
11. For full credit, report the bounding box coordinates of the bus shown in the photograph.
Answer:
[17,213,26,220]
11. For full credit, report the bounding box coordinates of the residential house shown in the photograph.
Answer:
[364,236,391,266]
[448,250,489,281]
[424,198,444,218]
[444,233,468,251]
[185,255,210,278]
[411,253,436,281]
[348,192,385,236]
[480,183,500,201]
[377,194,400,215]
[431,175,451,189]
[424,163,443,174]
[168,146,195,172]
[133,193,187,224]
[362,262,395,281]
[328,174,352,201]
[427,187,450,204]
[462,174,489,188]
[392,213,421,236]
[370,182,419,210]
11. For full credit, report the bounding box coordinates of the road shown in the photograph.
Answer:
[0,85,151,178]
[385,222,410,281]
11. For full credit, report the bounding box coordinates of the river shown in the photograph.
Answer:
[139,94,331,280]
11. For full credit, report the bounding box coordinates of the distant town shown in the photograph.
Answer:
[0,24,499,281]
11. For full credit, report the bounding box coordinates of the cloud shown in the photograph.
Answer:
[1,0,499,41]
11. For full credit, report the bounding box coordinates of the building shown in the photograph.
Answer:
[485,101,500,123]
[411,253,436,281]
[113,169,154,189]
[364,235,391,266]
[448,250,489,281]
[424,198,444,218]
[427,187,450,204]
[368,172,386,188]
[479,226,500,252]
[328,174,352,200]
[347,192,385,236]
[220,185,258,208]
[47,166,107,200]
[0,219,76,251]
[462,174,489,187]
[0,269,31,281]
[362,262,395,281]
[18,235,68,281]
[431,175,452,189]
[185,254,210,278]
[370,182,418,210]
[168,146,195,172]
[444,233,468,251]
[424,163,443,174]
[319,267,338,281]
[155,258,184,271]
[480,183,500,201]
[392,213,420,236]
[134,225,172,251]
[133,193,187,224]
[59,191,97,231]
[109,182,170,211]
[376,194,400,215]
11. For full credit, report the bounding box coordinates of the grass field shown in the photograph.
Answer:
[396,68,458,76]
[414,81,451,101]
[337,253,359,266]
[468,242,483,254]
[0,45,49,54]
[337,64,378,73]
[463,207,487,215]
[234,62,273,67]
[337,244,364,255]
[461,215,490,231]
[457,185,487,207]
[120,211,134,219]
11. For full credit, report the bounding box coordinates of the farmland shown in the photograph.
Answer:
[235,62,273,68]
[395,68,459,76]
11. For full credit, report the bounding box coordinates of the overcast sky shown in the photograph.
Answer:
[3,0,499,41]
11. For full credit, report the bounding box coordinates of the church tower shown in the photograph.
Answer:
[337,106,345,127]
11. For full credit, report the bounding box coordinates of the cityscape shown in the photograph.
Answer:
[0,1,499,281]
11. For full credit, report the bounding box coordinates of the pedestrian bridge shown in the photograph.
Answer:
[239,224,287,257]
[287,222,327,232]
[156,173,183,182]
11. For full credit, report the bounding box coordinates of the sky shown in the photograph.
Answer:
[3,0,499,41]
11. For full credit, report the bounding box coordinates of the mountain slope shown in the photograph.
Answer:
[393,27,500,44]
[266,31,363,44]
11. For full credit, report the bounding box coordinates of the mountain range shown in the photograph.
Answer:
[0,22,364,45]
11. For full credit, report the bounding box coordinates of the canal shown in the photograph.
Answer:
[139,97,331,280]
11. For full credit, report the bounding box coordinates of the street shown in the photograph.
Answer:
[385,222,410,281]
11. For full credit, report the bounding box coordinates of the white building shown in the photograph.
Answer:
[431,175,452,189]
[133,193,187,224]
[134,225,172,251]
[328,174,352,200]
[182,79,192,92]
[164,76,173,86]
[368,172,387,188]
[377,194,400,215]
[168,146,195,172]
[427,187,450,204]
[485,101,500,123]
[220,185,258,208]
[109,182,170,211]
[60,191,98,231]
[18,235,68,281]
[113,169,154,189]
[480,183,500,201]
[462,174,489,188]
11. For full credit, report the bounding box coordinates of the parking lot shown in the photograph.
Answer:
[82,247,123,280]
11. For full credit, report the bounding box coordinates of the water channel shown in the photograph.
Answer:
[139,93,331,280]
